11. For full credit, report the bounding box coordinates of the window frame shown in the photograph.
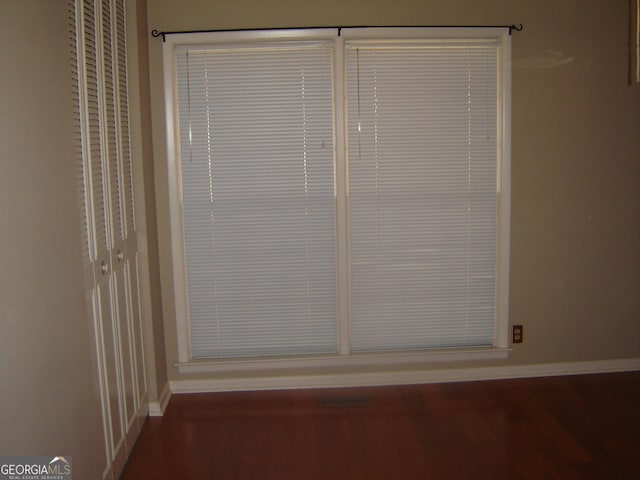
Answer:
[161,27,511,372]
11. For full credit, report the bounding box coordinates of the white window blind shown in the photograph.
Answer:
[176,42,338,358]
[346,41,499,351]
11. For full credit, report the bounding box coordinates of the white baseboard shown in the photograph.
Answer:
[148,382,172,416]
[169,357,640,394]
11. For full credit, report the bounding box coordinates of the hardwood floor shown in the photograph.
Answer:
[120,372,640,479]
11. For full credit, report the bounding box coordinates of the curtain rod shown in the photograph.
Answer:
[151,24,523,42]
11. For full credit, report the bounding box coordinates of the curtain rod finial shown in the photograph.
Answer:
[151,29,166,41]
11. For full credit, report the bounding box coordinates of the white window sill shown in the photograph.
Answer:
[175,347,511,375]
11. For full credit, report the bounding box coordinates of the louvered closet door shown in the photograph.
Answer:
[114,0,148,428]
[100,0,146,457]
[79,0,127,477]
[75,1,146,479]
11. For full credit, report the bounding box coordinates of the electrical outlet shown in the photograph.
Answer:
[512,325,523,344]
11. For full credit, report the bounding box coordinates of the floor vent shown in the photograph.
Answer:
[318,396,370,408]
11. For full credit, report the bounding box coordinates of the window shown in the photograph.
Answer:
[162,28,511,365]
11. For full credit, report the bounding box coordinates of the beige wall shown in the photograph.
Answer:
[0,1,106,477]
[136,0,170,402]
[128,0,169,406]
[145,0,640,380]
